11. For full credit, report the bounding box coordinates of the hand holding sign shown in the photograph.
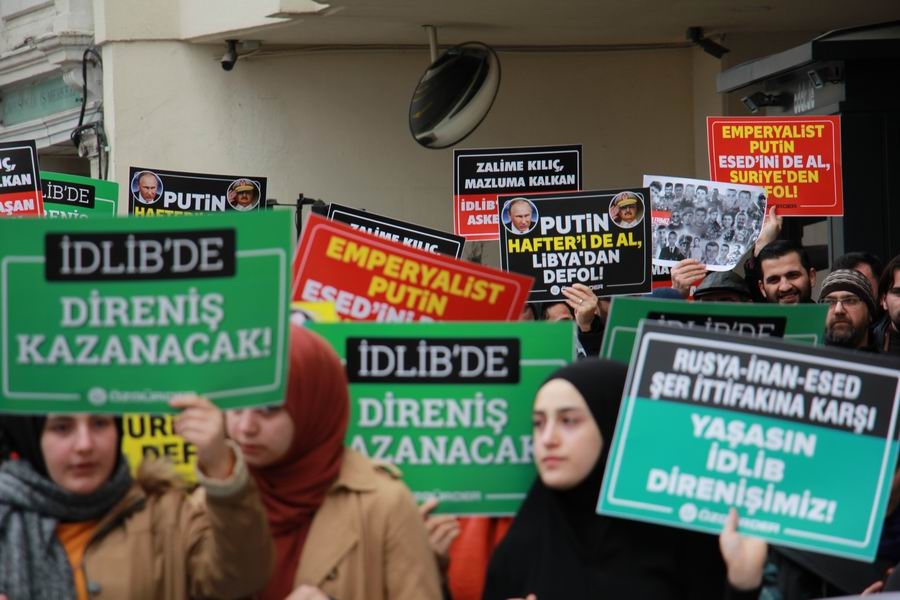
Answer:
[170,394,234,480]
[719,508,768,591]
[562,283,599,332]
[670,259,707,297]
[754,206,782,256]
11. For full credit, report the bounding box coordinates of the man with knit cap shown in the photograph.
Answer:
[819,268,878,351]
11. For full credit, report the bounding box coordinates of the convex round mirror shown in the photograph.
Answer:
[409,42,501,149]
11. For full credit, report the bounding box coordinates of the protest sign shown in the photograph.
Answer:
[292,214,532,321]
[128,166,267,215]
[291,301,340,324]
[598,321,900,561]
[498,189,651,302]
[707,116,842,217]
[308,320,575,514]
[41,171,118,218]
[0,211,292,414]
[453,145,582,241]
[122,414,197,482]
[601,297,826,362]
[327,203,465,258]
[0,140,43,217]
[645,174,766,272]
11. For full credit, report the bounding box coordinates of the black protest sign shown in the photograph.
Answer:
[498,189,652,301]
[327,203,465,258]
[453,145,582,241]
[127,166,267,215]
[0,140,43,217]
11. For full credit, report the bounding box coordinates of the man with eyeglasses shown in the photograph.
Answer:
[818,269,877,351]
[874,254,900,356]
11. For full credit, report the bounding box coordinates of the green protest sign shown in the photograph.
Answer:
[1,211,292,414]
[598,321,900,561]
[41,171,119,218]
[601,297,827,362]
[307,321,575,515]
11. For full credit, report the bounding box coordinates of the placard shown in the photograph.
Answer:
[598,321,900,561]
[645,174,766,272]
[127,166,267,215]
[309,320,575,514]
[0,211,292,413]
[453,145,582,241]
[498,189,651,302]
[122,414,197,482]
[0,140,43,217]
[292,214,532,321]
[41,171,118,218]
[707,116,842,217]
[600,297,827,362]
[327,203,465,258]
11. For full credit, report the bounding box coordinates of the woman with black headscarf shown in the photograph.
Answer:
[0,398,274,599]
[482,359,727,600]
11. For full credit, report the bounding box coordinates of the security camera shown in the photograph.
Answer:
[221,40,238,71]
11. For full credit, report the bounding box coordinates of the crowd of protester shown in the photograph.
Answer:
[2,200,900,599]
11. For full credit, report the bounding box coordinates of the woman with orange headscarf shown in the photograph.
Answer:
[226,324,442,600]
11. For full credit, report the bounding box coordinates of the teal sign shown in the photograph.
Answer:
[601,297,827,363]
[41,171,119,218]
[0,211,292,414]
[598,321,900,561]
[308,321,575,515]
[1,76,82,127]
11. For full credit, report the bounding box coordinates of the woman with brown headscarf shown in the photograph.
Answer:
[226,324,442,600]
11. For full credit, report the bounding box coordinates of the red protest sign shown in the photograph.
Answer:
[292,215,533,321]
[0,141,43,218]
[707,116,842,217]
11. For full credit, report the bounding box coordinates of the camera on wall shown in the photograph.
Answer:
[221,40,260,71]
[221,40,238,71]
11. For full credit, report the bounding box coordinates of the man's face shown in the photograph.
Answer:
[695,188,708,203]
[738,191,751,208]
[667,232,677,247]
[619,202,637,223]
[684,185,695,200]
[705,244,719,262]
[824,291,871,348]
[139,175,158,201]
[693,209,707,227]
[724,190,737,209]
[510,202,533,232]
[723,214,734,229]
[674,185,684,199]
[235,189,255,207]
[883,270,900,330]
[718,246,730,261]
[759,252,815,304]
[708,209,719,223]
[664,183,673,198]
[736,213,747,229]
[670,211,681,227]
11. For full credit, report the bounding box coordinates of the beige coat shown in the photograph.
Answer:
[296,449,442,600]
[81,444,275,599]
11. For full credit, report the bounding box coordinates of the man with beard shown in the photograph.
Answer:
[756,240,816,304]
[819,269,877,350]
